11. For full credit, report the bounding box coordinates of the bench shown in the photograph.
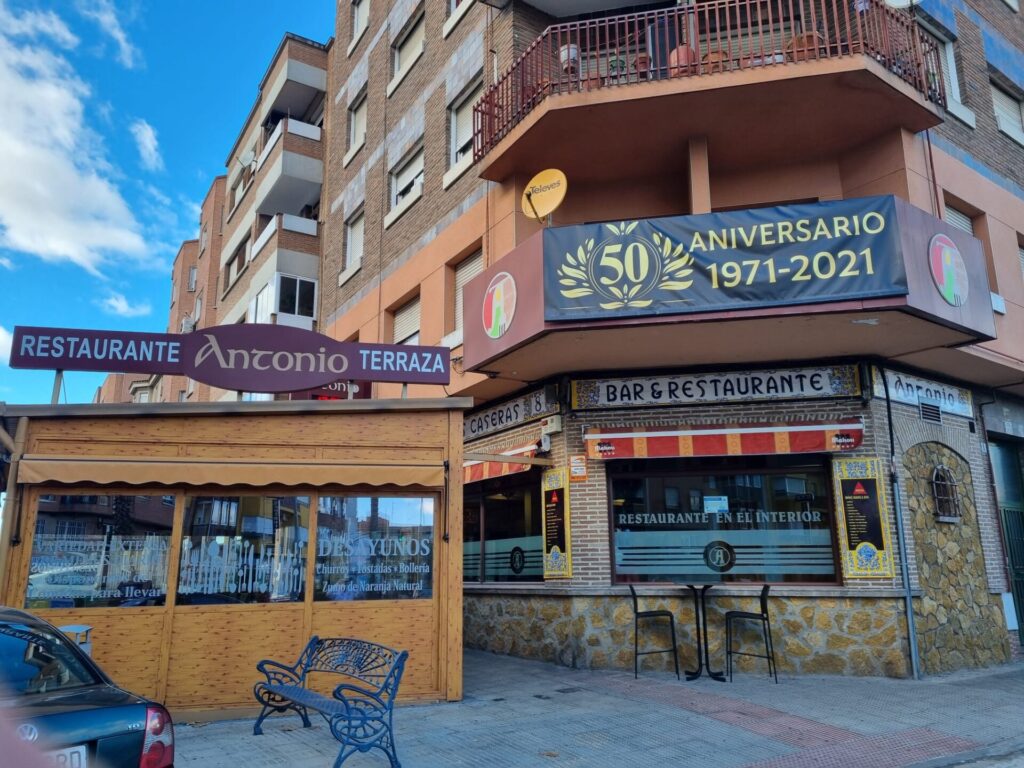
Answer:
[253,636,409,767]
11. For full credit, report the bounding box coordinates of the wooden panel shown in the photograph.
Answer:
[34,608,167,699]
[311,601,438,697]
[318,446,445,463]
[164,605,305,708]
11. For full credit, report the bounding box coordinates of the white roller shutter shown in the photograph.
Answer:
[992,84,1024,134]
[396,15,425,71]
[393,298,420,344]
[944,205,974,234]
[1019,244,1024,279]
[454,251,483,333]
[453,82,483,163]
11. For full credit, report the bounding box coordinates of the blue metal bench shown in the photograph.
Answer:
[253,636,409,768]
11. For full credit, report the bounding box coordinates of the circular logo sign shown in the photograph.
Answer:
[510,547,526,574]
[703,540,736,573]
[482,272,517,339]
[17,723,39,743]
[928,233,969,307]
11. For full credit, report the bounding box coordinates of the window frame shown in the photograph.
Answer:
[351,0,370,50]
[276,274,317,320]
[345,89,368,166]
[387,11,425,96]
[991,82,1024,146]
[918,22,976,128]
[385,145,425,228]
[393,297,421,345]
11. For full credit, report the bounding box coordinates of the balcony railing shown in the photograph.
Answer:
[473,0,945,161]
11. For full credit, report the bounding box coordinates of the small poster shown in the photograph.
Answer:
[703,496,730,516]
[832,458,895,578]
[542,468,572,579]
[569,454,588,482]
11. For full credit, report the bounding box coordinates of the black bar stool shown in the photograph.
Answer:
[628,585,680,680]
[725,584,778,683]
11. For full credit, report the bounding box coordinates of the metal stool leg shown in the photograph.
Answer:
[766,616,778,683]
[726,616,733,682]
[634,615,640,679]
[668,617,680,680]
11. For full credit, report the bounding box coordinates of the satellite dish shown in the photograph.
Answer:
[238,149,256,167]
[521,169,568,221]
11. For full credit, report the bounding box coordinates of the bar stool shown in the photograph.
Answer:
[628,585,680,680]
[725,584,778,683]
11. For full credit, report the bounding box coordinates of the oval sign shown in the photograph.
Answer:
[521,168,568,220]
[482,272,517,340]
[928,233,969,307]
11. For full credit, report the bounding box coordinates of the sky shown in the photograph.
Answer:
[0,0,335,405]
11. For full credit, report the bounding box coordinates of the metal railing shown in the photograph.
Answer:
[474,0,944,161]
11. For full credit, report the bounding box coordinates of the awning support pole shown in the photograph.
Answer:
[50,370,63,405]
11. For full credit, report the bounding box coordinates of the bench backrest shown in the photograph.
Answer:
[296,636,407,698]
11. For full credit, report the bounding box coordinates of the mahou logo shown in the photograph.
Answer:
[482,272,517,339]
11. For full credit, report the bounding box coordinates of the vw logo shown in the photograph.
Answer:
[17,723,39,743]
[703,540,736,573]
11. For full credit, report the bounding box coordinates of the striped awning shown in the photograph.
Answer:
[585,421,864,460]
[463,444,538,484]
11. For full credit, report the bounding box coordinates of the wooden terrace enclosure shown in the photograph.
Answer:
[0,399,470,716]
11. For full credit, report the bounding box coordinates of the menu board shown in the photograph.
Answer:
[832,458,895,578]
[542,469,573,579]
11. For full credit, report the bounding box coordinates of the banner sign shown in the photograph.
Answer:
[832,458,895,578]
[871,368,973,418]
[464,386,559,441]
[544,196,905,321]
[10,324,450,391]
[542,468,572,579]
[572,365,860,409]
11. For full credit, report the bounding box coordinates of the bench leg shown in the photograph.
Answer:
[376,730,400,768]
[298,704,312,728]
[253,704,273,736]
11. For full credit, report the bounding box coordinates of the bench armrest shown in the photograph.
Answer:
[257,659,302,686]
[332,682,387,711]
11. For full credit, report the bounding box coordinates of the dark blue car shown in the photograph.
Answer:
[0,607,173,767]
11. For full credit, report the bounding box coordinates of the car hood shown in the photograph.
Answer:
[3,684,149,748]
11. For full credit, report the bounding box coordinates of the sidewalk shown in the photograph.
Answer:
[176,650,1024,767]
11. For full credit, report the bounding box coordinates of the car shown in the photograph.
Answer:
[0,606,173,768]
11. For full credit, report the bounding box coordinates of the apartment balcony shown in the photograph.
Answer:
[473,0,945,181]
[258,36,327,128]
[254,118,324,216]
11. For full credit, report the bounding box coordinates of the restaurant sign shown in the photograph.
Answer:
[464,386,559,441]
[544,196,905,321]
[871,369,973,418]
[572,365,860,410]
[10,324,450,391]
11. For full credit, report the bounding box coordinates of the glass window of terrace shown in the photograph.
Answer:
[610,455,838,584]
[464,471,543,583]
[177,495,310,605]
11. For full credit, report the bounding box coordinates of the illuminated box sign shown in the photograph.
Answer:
[544,196,906,321]
[10,324,451,391]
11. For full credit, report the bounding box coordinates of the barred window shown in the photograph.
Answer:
[931,466,962,522]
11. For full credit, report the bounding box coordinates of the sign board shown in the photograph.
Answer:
[871,369,973,418]
[521,169,567,220]
[569,454,588,482]
[831,458,895,578]
[289,381,372,400]
[10,324,451,392]
[572,365,860,409]
[544,196,905,321]
[542,468,572,579]
[464,387,559,441]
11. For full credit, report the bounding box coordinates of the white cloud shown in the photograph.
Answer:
[0,3,146,275]
[76,0,138,69]
[0,256,12,269]
[129,119,163,171]
[0,325,11,366]
[98,292,151,318]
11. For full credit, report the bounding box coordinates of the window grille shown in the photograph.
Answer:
[931,465,962,521]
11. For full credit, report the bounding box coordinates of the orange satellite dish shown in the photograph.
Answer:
[521,169,568,220]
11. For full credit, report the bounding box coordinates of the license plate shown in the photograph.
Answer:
[45,745,87,768]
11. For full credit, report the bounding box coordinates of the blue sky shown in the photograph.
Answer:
[0,0,335,404]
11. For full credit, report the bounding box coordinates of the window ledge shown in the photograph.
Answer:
[443,0,475,38]
[338,262,362,287]
[442,328,464,349]
[386,45,424,98]
[343,140,364,169]
[997,122,1024,148]
[946,99,976,128]
[442,154,475,189]
[383,185,423,229]
[347,25,367,58]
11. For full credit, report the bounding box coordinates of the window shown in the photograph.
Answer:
[348,91,367,153]
[393,13,425,78]
[352,0,369,43]
[393,297,420,344]
[992,83,1024,145]
[178,495,309,605]
[194,296,203,323]
[278,275,316,318]
[136,391,150,404]
[1019,242,1024,280]
[225,238,249,288]
[454,250,483,335]
[944,204,974,234]
[464,474,543,582]
[315,496,435,600]
[187,265,197,292]
[451,80,483,167]
[391,148,424,209]
[230,176,246,210]
[346,211,364,272]
[444,0,474,37]
[931,466,962,522]
[919,26,974,126]
[200,224,209,254]
[253,282,273,324]
[26,495,175,609]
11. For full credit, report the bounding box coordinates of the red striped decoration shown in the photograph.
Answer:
[463,444,538,484]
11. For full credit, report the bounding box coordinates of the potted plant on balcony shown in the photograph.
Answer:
[669,45,698,77]
[560,43,580,73]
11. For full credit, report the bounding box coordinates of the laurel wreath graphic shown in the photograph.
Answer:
[557,222,695,309]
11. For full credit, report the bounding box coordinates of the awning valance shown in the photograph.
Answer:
[17,456,445,488]
[463,444,537,484]
[585,421,864,460]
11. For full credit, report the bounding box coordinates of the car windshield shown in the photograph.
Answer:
[0,623,100,697]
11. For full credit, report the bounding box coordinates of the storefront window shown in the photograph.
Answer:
[464,473,543,582]
[177,495,309,605]
[610,456,837,584]
[26,494,174,609]
[315,496,434,600]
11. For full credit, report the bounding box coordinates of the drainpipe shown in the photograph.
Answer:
[878,365,922,680]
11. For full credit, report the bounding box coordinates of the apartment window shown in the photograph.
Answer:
[992,83,1024,145]
[177,390,187,402]
[225,238,248,287]
[231,176,245,210]
[391,148,424,209]
[345,211,365,271]
[187,265,198,292]
[253,283,273,324]
[200,225,209,254]
[278,275,316,319]
[1018,242,1024,280]
[944,204,974,234]
[349,91,367,152]
[194,296,203,323]
[451,80,483,167]
[352,0,369,42]
[393,13,425,77]
[393,298,421,345]
[919,26,974,126]
[136,391,150,404]
[454,250,483,335]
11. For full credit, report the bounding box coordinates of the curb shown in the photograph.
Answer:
[907,736,1024,768]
